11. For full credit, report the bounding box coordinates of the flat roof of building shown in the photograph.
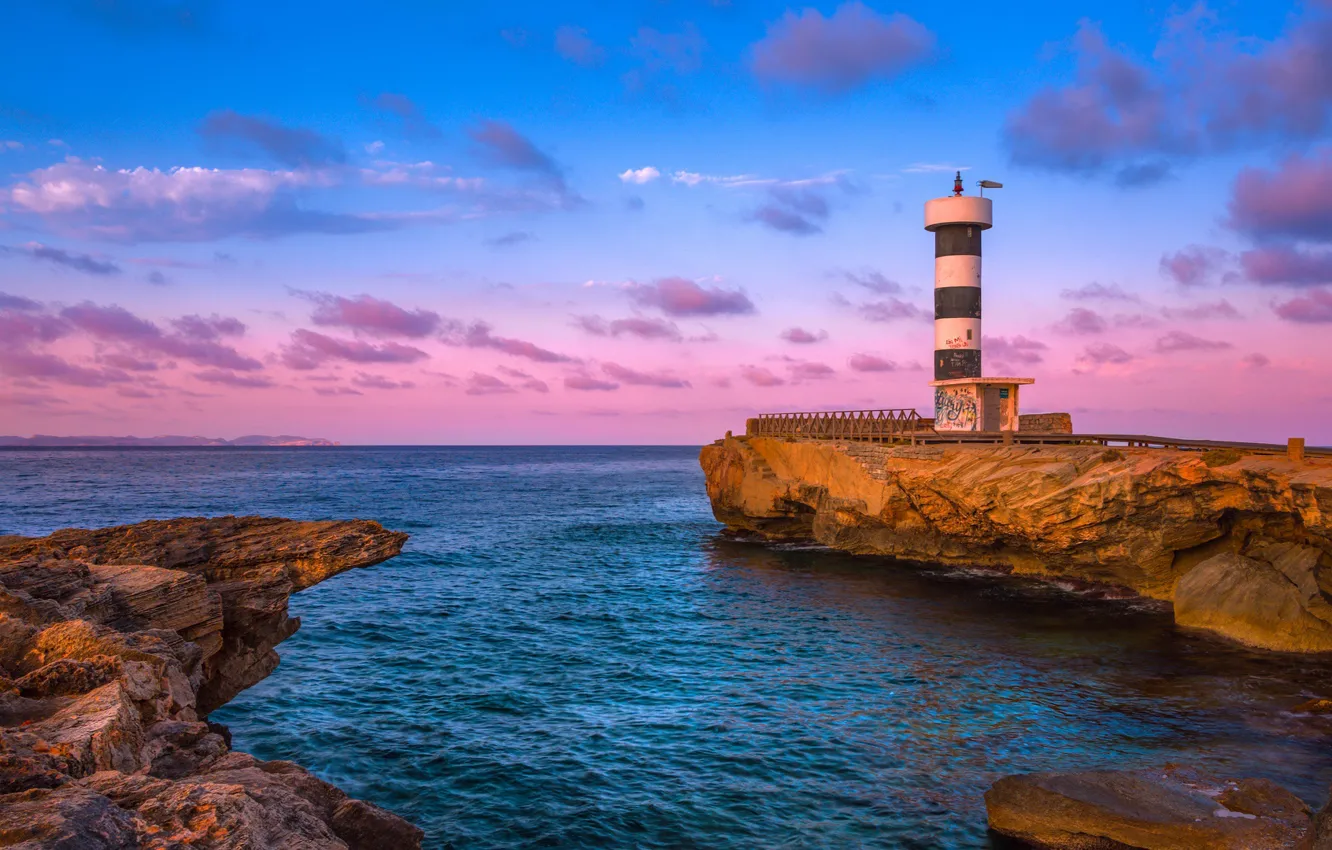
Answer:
[928,377,1036,387]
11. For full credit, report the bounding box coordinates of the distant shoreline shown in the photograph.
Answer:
[0,435,335,448]
[0,443,706,450]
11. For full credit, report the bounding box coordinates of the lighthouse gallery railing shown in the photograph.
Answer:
[752,409,924,442]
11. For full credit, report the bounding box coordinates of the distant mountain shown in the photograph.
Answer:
[0,435,338,447]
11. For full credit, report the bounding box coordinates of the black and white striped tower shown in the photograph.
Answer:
[926,172,991,380]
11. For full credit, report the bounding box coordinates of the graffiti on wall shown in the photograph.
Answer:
[934,386,978,431]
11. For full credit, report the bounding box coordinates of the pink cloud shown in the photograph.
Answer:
[458,322,576,363]
[495,365,549,393]
[1155,330,1232,353]
[314,385,363,397]
[984,335,1048,365]
[1160,245,1229,286]
[780,327,827,344]
[465,373,517,396]
[99,351,159,372]
[351,372,416,390]
[1005,7,1332,178]
[195,369,275,388]
[740,366,785,387]
[1004,23,1173,176]
[0,242,121,275]
[1077,342,1134,367]
[1229,148,1332,242]
[601,362,690,388]
[565,374,619,391]
[171,314,247,339]
[627,277,755,317]
[1160,300,1242,320]
[574,315,682,342]
[60,302,261,371]
[1239,246,1332,287]
[0,349,130,387]
[307,292,444,337]
[281,328,428,369]
[1053,307,1108,335]
[751,2,935,93]
[847,353,900,372]
[0,292,42,312]
[61,303,159,340]
[0,309,69,345]
[1060,282,1140,302]
[1243,353,1271,367]
[858,298,925,322]
[843,270,901,294]
[1273,288,1332,323]
[788,361,834,380]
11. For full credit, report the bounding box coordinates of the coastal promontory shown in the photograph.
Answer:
[701,435,1332,653]
[0,516,420,849]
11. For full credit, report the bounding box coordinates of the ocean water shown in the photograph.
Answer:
[2,445,1331,849]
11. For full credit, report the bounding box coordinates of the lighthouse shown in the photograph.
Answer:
[925,173,1033,432]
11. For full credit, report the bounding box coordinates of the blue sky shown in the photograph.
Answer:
[1,0,1330,443]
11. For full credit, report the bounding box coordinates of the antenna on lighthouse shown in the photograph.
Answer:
[977,179,1003,197]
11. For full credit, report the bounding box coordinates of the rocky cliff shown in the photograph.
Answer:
[0,516,422,849]
[701,436,1332,653]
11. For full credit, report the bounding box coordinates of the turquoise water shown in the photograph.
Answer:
[2,446,1330,848]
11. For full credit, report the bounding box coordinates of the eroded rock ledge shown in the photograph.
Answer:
[701,436,1332,653]
[0,516,421,849]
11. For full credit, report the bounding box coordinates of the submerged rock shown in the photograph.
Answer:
[700,436,1332,652]
[984,766,1312,849]
[0,516,421,849]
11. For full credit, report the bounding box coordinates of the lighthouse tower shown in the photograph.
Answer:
[925,174,1033,432]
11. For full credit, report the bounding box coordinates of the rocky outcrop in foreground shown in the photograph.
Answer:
[985,766,1330,849]
[0,516,421,849]
[701,436,1332,653]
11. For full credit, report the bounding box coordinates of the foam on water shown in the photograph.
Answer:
[2,446,1330,848]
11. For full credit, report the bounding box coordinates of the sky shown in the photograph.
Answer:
[1,0,1330,444]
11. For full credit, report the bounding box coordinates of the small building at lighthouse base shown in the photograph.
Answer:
[929,377,1035,432]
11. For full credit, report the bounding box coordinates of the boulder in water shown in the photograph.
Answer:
[984,765,1312,848]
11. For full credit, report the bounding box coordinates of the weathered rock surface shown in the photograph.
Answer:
[0,516,420,849]
[701,436,1332,652]
[984,766,1313,849]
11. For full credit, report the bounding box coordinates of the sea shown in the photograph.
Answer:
[2,445,1331,848]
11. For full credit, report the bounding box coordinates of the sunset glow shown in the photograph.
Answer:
[2,1,1330,444]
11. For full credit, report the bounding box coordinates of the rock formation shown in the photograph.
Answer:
[700,436,1332,653]
[984,766,1314,848]
[0,516,421,849]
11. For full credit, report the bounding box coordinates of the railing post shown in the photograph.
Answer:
[1290,437,1306,463]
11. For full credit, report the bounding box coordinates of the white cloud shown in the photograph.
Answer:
[365,140,385,155]
[671,170,849,190]
[618,166,661,184]
[1,141,22,151]
[671,170,764,187]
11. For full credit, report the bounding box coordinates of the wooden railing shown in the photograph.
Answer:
[751,409,925,443]
[745,412,1329,457]
[913,432,1332,457]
